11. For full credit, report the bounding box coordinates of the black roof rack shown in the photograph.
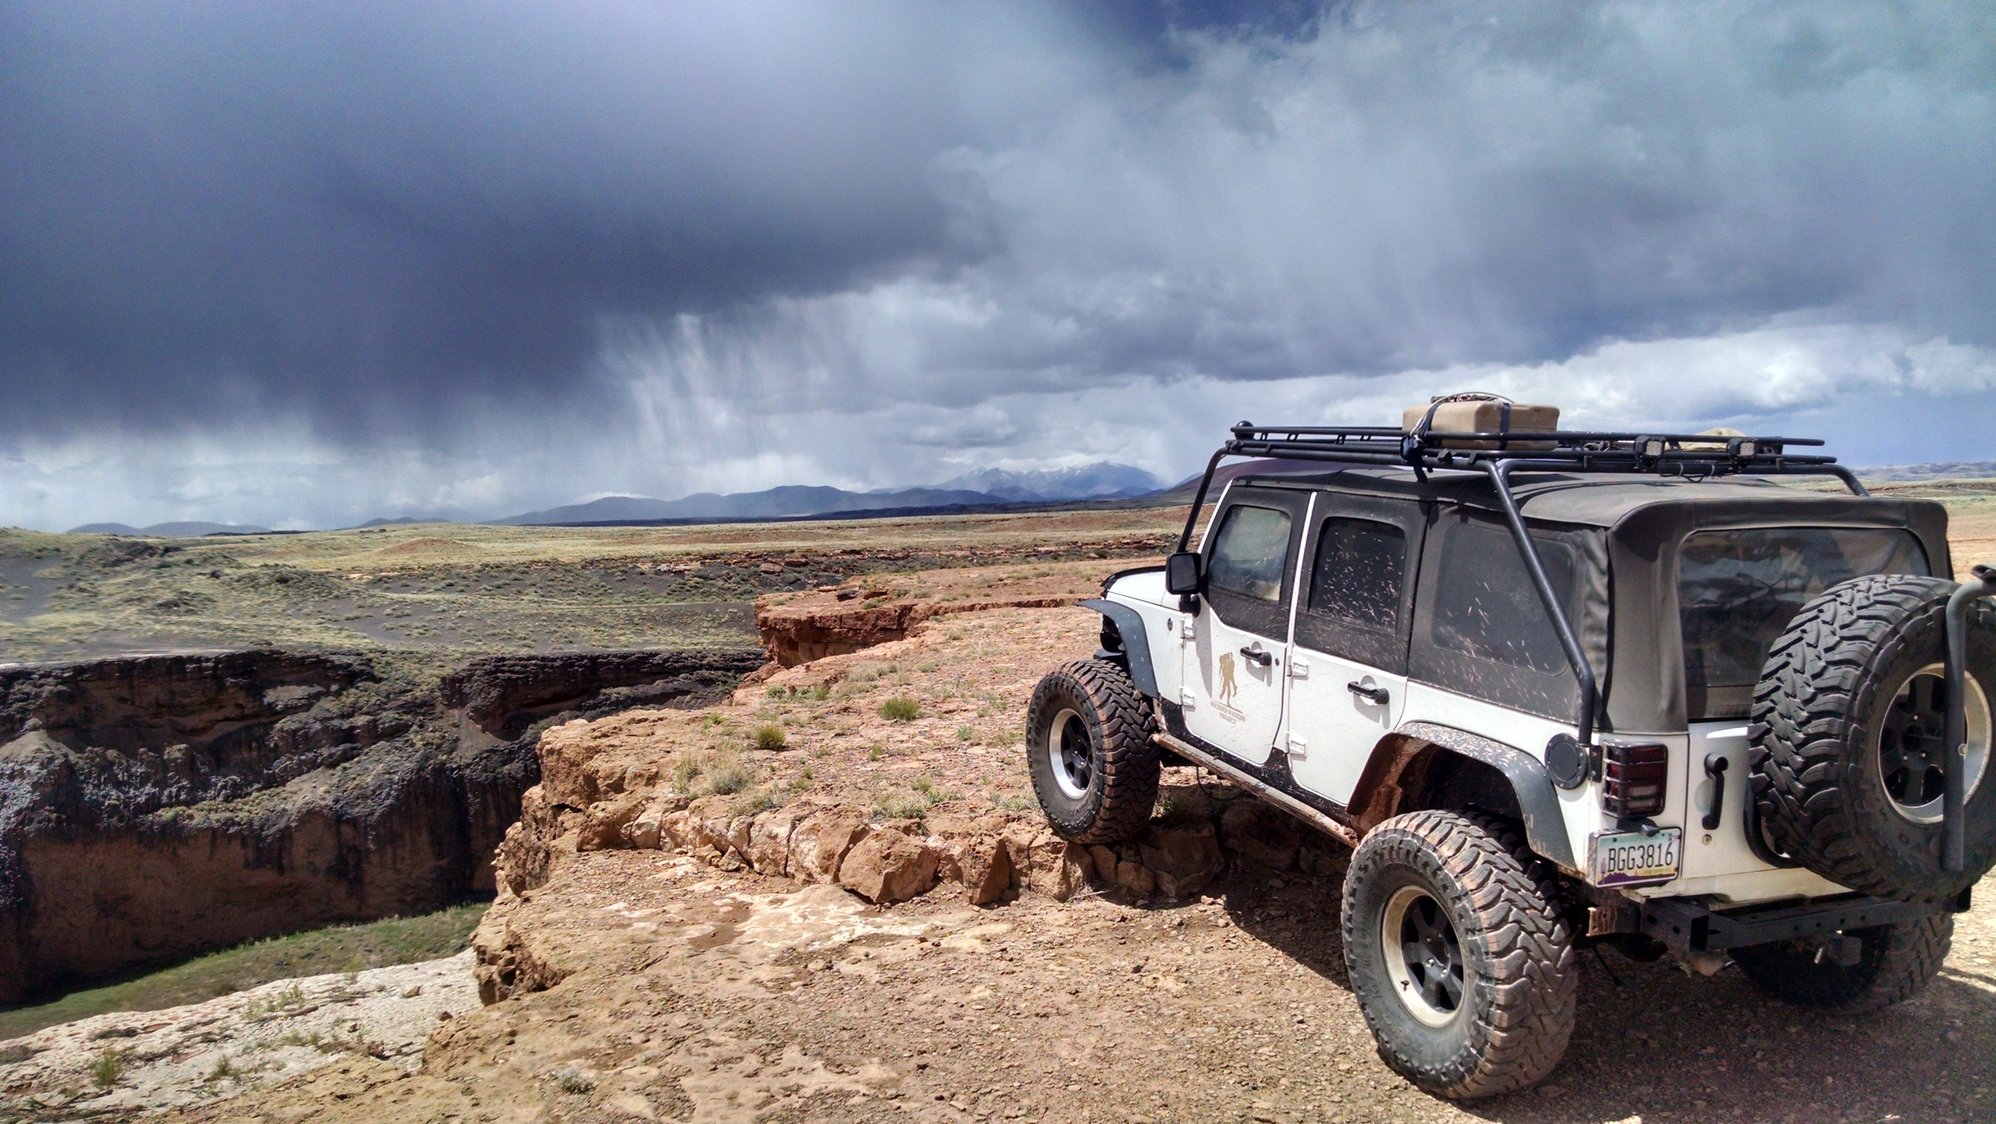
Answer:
[1171,420,1869,751]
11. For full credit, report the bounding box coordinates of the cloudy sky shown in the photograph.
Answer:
[2,1,1992,530]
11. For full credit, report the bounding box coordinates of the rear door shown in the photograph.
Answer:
[1284,496,1423,805]
[1181,486,1310,766]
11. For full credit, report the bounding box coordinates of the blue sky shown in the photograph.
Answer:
[2,1,1992,529]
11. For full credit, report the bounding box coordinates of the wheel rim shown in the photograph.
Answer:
[1380,884,1465,1028]
[1875,662,1991,824]
[1046,707,1093,800]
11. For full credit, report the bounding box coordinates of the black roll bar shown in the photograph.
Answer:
[1944,564,1996,873]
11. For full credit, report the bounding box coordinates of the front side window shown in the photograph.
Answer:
[1679,527,1928,696]
[1206,504,1293,602]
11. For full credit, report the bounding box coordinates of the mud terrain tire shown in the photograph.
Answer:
[1342,811,1576,1099]
[1751,575,1996,902]
[1024,659,1160,844]
[1734,913,1953,1011]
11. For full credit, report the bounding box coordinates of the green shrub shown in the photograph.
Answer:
[91,1047,126,1089]
[752,723,787,751]
[701,756,756,796]
[878,697,921,722]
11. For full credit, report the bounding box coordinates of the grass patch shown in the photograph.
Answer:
[671,750,759,797]
[752,723,787,751]
[91,1046,126,1088]
[876,775,959,821]
[0,901,487,1042]
[878,696,921,722]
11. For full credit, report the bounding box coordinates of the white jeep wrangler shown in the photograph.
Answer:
[1024,400,1995,1099]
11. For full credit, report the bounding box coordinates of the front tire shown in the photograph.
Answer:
[1734,913,1953,1012]
[1024,659,1159,844]
[1342,811,1576,1099]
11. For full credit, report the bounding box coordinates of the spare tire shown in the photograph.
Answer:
[1751,574,1996,902]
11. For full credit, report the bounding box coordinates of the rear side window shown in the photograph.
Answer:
[1207,505,1294,602]
[1679,528,1928,704]
[1307,518,1405,631]
[1297,517,1410,671]
[1430,523,1576,674]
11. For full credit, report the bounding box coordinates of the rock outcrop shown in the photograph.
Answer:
[0,646,762,1003]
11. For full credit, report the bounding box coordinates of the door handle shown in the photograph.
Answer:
[1238,644,1273,667]
[1347,681,1389,705]
[1702,752,1729,830]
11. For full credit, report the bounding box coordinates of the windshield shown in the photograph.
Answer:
[1679,527,1928,716]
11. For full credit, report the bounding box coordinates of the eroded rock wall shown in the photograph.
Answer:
[0,647,762,1002]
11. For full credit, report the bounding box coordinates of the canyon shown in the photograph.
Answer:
[0,646,760,1003]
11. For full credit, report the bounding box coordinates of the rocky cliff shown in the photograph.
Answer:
[0,646,762,1003]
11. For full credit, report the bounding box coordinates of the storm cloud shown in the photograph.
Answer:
[2,1,1993,529]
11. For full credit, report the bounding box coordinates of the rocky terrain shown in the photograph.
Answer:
[0,647,760,1002]
[4,494,1995,1120]
[16,574,1969,1123]
[1,951,477,1117]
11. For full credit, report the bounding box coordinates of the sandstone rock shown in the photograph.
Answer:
[838,830,940,904]
[789,811,870,882]
[951,835,1014,905]
[745,807,803,876]
[659,809,703,852]
[1113,860,1155,899]
[1138,821,1224,899]
[1019,832,1093,902]
[575,794,646,852]
[695,813,748,871]
[1219,800,1301,870]
[618,794,685,851]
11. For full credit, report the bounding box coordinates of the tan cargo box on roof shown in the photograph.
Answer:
[1402,395,1560,450]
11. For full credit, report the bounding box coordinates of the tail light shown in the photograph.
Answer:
[1600,742,1669,818]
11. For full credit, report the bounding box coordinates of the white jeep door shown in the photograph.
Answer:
[1182,488,1310,766]
[1284,502,1423,806]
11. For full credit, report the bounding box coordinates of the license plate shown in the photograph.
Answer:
[1591,828,1682,888]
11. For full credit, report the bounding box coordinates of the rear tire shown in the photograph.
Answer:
[1024,659,1159,844]
[1751,575,1996,902]
[1342,811,1576,1099]
[1734,913,1953,1012]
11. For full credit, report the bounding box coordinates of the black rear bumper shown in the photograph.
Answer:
[1638,889,1971,954]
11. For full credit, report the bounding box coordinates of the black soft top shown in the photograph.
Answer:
[1234,465,1948,561]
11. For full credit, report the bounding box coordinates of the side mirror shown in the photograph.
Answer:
[1164,551,1203,595]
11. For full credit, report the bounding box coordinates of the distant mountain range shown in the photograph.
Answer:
[492,462,1165,526]
[67,521,274,537]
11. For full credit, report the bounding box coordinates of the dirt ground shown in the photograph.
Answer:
[144,600,1996,1124]
[14,489,1996,1122]
[155,844,1996,1124]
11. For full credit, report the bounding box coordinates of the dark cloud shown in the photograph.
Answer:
[2,2,1993,531]
[0,1,1101,435]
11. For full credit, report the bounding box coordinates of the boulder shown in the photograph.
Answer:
[1016,832,1093,902]
[1138,821,1224,899]
[790,811,870,883]
[838,830,940,904]
[952,835,1015,905]
[746,807,803,876]
[1219,800,1301,870]
[1113,860,1155,899]
[575,794,645,852]
[619,794,687,852]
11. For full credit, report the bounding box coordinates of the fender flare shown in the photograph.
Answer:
[1078,598,1160,698]
[1350,721,1577,874]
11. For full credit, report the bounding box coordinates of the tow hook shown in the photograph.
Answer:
[1943,564,1996,874]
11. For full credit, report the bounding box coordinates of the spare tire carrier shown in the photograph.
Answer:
[1944,564,1996,873]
